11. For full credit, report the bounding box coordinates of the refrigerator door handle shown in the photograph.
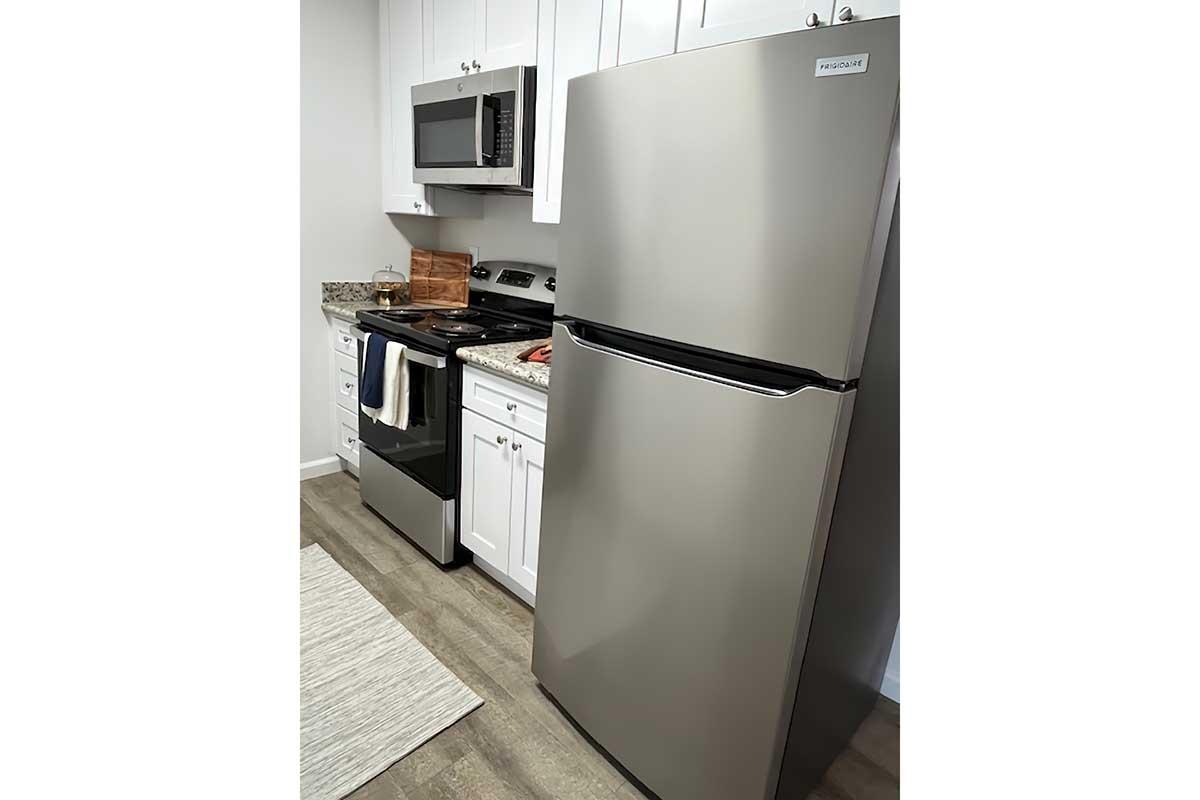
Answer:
[560,323,797,398]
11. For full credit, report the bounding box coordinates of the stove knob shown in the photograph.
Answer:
[471,265,491,280]
[544,276,556,292]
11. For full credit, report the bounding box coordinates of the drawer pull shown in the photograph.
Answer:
[344,382,353,390]
[511,441,522,452]
[496,434,508,445]
[506,401,517,411]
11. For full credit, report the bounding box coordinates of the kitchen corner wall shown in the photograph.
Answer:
[301,0,437,467]
[436,195,560,268]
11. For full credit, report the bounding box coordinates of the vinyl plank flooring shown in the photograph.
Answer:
[302,474,422,574]
[821,746,900,800]
[300,498,417,619]
[299,471,899,800]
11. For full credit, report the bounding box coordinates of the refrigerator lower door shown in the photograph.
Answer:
[532,323,857,800]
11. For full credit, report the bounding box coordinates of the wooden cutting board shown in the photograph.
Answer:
[409,248,471,307]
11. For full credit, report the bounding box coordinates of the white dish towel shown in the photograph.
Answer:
[360,335,410,430]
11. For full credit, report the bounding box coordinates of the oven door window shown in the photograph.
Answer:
[357,338,454,497]
[413,96,498,169]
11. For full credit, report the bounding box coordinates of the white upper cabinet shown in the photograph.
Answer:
[381,0,428,213]
[676,0,832,51]
[382,0,482,216]
[831,0,899,25]
[600,0,680,68]
[476,0,540,71]
[423,0,538,81]
[423,0,477,80]
[532,0,607,224]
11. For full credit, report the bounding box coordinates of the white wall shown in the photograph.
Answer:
[882,624,900,702]
[436,195,560,267]
[301,0,436,468]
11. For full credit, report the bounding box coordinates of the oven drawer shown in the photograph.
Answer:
[336,405,359,466]
[332,317,357,357]
[462,364,547,441]
[334,352,359,411]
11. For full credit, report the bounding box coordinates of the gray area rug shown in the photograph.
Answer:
[301,545,482,800]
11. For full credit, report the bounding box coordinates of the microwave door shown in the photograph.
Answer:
[413,97,478,170]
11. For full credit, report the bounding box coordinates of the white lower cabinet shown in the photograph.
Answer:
[459,366,548,605]
[460,407,515,572]
[326,312,360,474]
[506,431,544,595]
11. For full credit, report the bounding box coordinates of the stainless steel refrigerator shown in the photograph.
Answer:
[532,17,900,800]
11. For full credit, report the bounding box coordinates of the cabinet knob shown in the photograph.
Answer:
[413,201,421,210]
[806,12,820,27]
[461,61,469,73]
[344,382,353,390]
[496,434,508,445]
[472,60,481,71]
[506,401,517,411]
[511,441,522,452]
[838,6,853,21]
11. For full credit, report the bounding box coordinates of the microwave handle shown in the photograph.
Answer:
[474,94,494,167]
[474,95,484,167]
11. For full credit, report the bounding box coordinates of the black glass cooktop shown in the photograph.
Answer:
[356,305,551,352]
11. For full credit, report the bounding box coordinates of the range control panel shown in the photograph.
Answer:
[470,260,557,305]
[496,269,535,288]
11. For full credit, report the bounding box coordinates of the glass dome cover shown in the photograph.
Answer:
[372,264,405,286]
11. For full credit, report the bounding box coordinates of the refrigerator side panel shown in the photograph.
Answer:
[532,323,857,800]
[775,200,899,799]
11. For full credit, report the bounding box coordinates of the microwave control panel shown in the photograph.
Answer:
[494,91,516,167]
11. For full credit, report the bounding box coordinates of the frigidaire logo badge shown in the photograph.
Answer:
[814,53,870,77]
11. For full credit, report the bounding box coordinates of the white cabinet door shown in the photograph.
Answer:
[460,408,514,571]
[507,431,544,596]
[382,0,430,214]
[532,0,607,224]
[475,0,538,72]
[831,0,898,25]
[423,0,477,80]
[610,0,680,67]
[382,1,483,216]
[676,0,830,52]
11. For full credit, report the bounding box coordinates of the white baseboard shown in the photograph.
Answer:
[300,456,344,482]
[880,670,900,702]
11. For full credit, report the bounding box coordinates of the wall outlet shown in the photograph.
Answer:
[468,246,479,266]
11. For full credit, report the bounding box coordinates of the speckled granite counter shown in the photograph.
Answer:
[456,340,551,391]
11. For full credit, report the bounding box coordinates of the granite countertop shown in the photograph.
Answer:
[456,340,551,391]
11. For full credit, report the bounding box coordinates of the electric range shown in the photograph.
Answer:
[352,261,556,565]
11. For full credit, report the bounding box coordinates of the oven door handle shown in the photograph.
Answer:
[351,326,448,370]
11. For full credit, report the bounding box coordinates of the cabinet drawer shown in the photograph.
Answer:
[332,317,357,357]
[462,364,547,441]
[336,405,360,466]
[334,352,359,411]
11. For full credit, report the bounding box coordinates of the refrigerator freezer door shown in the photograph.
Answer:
[532,323,857,800]
[556,17,899,382]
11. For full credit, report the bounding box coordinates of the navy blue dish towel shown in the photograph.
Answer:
[360,333,387,409]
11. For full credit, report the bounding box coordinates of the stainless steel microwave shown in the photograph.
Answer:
[411,65,535,191]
